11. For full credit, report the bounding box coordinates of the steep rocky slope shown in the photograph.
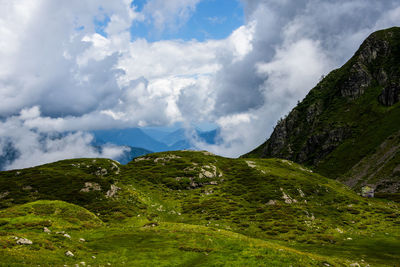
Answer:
[244,27,400,195]
[0,151,399,266]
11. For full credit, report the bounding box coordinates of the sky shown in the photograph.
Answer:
[0,0,399,169]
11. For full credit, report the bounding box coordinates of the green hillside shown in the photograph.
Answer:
[0,151,399,266]
[244,27,400,196]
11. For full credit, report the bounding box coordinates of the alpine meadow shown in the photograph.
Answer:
[0,1,399,266]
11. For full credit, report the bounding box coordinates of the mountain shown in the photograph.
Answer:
[161,128,187,146]
[0,151,399,265]
[244,27,400,197]
[92,128,168,152]
[114,146,153,164]
[141,128,173,142]
[164,128,221,150]
[92,127,220,153]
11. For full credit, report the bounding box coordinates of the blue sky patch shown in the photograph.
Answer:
[129,0,244,42]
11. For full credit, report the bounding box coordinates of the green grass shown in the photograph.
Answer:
[0,151,399,266]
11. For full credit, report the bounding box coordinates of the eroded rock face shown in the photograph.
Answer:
[340,62,372,99]
[379,82,400,106]
[297,127,350,164]
[340,34,390,99]
[262,110,299,158]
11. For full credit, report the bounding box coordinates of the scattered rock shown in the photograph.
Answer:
[0,191,9,199]
[43,227,51,233]
[80,182,102,193]
[16,238,33,245]
[297,188,305,197]
[245,161,256,168]
[350,263,360,267]
[199,165,219,179]
[91,256,96,259]
[361,186,374,198]
[280,188,297,204]
[64,233,71,239]
[143,222,159,228]
[134,157,151,162]
[106,184,121,198]
[202,171,214,178]
[65,251,74,257]
[111,161,120,174]
[79,238,85,242]
[266,200,277,205]
[201,151,215,156]
[22,185,33,191]
[154,154,181,163]
[95,168,108,176]
[79,262,86,266]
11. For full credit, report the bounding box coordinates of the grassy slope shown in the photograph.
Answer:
[0,151,399,266]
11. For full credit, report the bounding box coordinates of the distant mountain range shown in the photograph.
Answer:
[92,127,220,152]
[0,127,219,170]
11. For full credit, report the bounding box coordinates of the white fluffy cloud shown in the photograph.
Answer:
[0,107,128,170]
[0,0,399,168]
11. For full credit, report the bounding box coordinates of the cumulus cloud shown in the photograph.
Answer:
[142,0,201,32]
[1,0,399,168]
[204,0,400,156]
[0,107,128,170]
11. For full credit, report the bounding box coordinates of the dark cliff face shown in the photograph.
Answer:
[244,27,400,193]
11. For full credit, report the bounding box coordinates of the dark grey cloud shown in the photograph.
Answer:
[213,0,400,117]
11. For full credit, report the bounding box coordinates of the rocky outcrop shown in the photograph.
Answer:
[80,182,102,192]
[297,127,351,164]
[106,184,120,198]
[379,82,400,106]
[339,62,371,99]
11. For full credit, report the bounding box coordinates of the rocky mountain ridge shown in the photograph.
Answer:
[244,27,400,196]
